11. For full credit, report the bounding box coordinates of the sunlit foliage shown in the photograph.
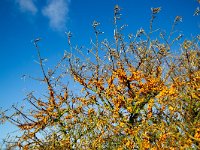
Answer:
[1,4,200,150]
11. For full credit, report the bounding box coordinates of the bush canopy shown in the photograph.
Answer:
[1,4,200,150]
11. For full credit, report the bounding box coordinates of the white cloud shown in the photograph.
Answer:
[42,0,70,31]
[16,0,38,15]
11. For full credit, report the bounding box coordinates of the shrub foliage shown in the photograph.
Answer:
[1,4,200,150]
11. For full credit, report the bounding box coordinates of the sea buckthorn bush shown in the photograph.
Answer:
[1,4,200,150]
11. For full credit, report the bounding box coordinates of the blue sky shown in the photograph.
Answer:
[0,0,199,144]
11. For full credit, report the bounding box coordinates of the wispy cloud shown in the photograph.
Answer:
[42,0,70,31]
[16,0,38,15]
